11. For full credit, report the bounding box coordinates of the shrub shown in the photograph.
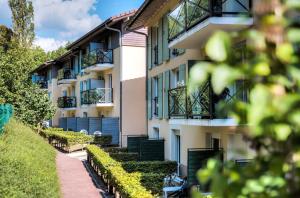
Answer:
[104,147,128,153]
[138,173,165,195]
[0,119,60,198]
[110,152,139,162]
[94,135,112,145]
[87,145,153,198]
[122,161,177,175]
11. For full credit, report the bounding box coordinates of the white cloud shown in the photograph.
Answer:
[33,37,68,52]
[32,0,102,39]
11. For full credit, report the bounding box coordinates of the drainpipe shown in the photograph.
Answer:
[105,23,123,147]
[126,27,149,138]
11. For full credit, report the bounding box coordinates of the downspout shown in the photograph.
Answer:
[126,27,149,138]
[105,23,123,147]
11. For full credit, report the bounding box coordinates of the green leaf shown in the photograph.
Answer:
[287,28,300,42]
[286,0,300,9]
[274,124,292,141]
[211,64,241,94]
[276,43,294,63]
[253,61,270,76]
[188,62,212,92]
[205,31,231,62]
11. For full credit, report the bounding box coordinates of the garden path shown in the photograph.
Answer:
[56,151,108,198]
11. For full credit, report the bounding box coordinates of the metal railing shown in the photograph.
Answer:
[81,88,113,105]
[168,81,248,119]
[57,68,76,81]
[57,96,76,108]
[82,49,113,69]
[32,75,48,89]
[168,0,252,41]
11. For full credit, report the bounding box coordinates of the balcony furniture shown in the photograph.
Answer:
[163,173,187,198]
[81,88,113,105]
[168,0,252,41]
[57,96,76,108]
[82,49,113,69]
[57,68,76,81]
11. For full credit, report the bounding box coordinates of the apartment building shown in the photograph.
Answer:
[32,11,147,146]
[128,0,255,182]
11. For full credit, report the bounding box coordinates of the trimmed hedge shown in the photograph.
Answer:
[110,152,139,162]
[0,119,60,197]
[94,135,112,145]
[122,161,177,175]
[87,145,153,198]
[139,173,165,195]
[104,147,128,153]
[40,129,93,152]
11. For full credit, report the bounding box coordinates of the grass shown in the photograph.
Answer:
[0,119,60,198]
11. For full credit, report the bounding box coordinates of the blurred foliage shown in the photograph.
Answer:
[190,0,300,197]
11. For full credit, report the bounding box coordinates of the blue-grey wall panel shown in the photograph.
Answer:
[59,118,67,130]
[67,117,77,131]
[102,117,119,145]
[88,117,102,135]
[76,118,89,132]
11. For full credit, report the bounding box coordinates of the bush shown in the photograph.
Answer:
[0,119,60,198]
[104,147,128,153]
[122,161,177,175]
[94,135,112,145]
[110,152,139,162]
[138,173,165,195]
[87,145,153,198]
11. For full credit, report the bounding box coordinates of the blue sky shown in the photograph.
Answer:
[0,0,144,51]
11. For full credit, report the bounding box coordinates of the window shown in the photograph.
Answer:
[153,127,159,139]
[108,74,112,88]
[83,80,87,91]
[171,68,180,88]
[83,112,88,118]
[175,135,181,163]
[62,90,67,97]
[153,77,159,116]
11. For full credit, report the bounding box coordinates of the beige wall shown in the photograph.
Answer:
[121,46,147,147]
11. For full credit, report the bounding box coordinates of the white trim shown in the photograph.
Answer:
[82,63,114,72]
[169,118,240,126]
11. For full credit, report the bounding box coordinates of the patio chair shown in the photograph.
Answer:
[163,173,187,198]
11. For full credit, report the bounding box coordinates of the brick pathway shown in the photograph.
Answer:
[56,151,102,198]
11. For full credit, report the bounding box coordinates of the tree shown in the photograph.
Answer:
[0,42,55,126]
[9,0,35,47]
[0,25,13,51]
[190,1,300,197]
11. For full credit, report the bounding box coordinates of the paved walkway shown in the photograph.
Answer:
[56,151,104,198]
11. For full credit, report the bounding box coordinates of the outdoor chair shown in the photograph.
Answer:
[163,173,187,198]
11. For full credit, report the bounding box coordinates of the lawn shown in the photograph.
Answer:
[0,119,60,198]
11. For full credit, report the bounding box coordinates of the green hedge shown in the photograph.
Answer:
[94,135,112,145]
[138,173,165,195]
[87,145,153,198]
[122,161,177,175]
[110,152,139,162]
[0,119,60,198]
[41,129,93,146]
[104,147,128,153]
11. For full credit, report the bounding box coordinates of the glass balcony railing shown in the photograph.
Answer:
[168,81,248,119]
[57,96,76,108]
[82,49,113,69]
[168,0,252,41]
[57,68,76,81]
[81,88,113,105]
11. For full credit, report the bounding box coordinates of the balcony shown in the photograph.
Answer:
[57,96,77,110]
[32,75,48,89]
[82,49,114,72]
[168,0,253,49]
[57,68,76,85]
[81,88,113,107]
[168,81,248,120]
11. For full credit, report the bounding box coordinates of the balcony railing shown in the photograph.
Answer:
[57,96,76,108]
[57,68,76,81]
[81,88,113,105]
[32,75,48,89]
[82,49,113,69]
[168,0,252,41]
[168,81,248,119]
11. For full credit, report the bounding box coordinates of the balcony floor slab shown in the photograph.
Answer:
[169,17,253,49]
